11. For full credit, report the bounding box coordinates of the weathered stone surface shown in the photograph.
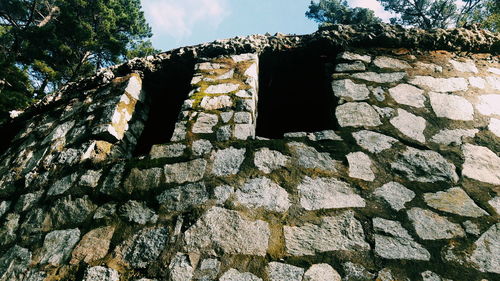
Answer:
[288,142,338,172]
[150,143,186,159]
[298,176,365,210]
[414,61,443,73]
[303,264,341,281]
[421,271,451,281]
[119,200,158,224]
[196,257,221,280]
[476,94,500,116]
[391,147,458,183]
[469,223,500,274]
[376,268,395,281]
[47,173,78,196]
[0,201,10,218]
[79,169,102,188]
[283,211,370,256]
[123,167,162,194]
[192,113,218,133]
[192,139,213,156]
[335,61,366,72]
[284,132,307,138]
[486,75,500,90]
[449,59,478,73]
[83,266,119,281]
[205,83,239,94]
[234,124,255,140]
[214,185,234,204]
[168,253,194,281]
[0,245,31,281]
[373,182,415,211]
[0,213,19,246]
[220,269,262,281]
[347,152,375,181]
[156,182,209,212]
[489,118,500,137]
[216,125,232,141]
[39,228,80,265]
[373,218,430,261]
[463,220,481,236]
[15,190,43,212]
[352,130,397,153]
[267,262,304,281]
[342,262,375,281]
[489,196,500,214]
[408,76,468,92]
[374,56,411,69]
[253,148,289,173]
[469,76,486,88]
[429,92,474,120]
[374,234,430,261]
[93,203,117,220]
[101,163,126,195]
[462,144,500,185]
[124,227,168,268]
[338,52,371,63]
[332,79,369,101]
[184,207,269,256]
[430,129,478,145]
[336,102,382,127]
[236,177,290,212]
[390,109,426,142]
[164,158,206,184]
[50,196,97,227]
[211,147,246,176]
[307,130,342,141]
[424,187,487,217]
[70,226,115,264]
[171,121,187,141]
[388,83,425,108]
[200,95,232,110]
[234,112,252,124]
[407,208,465,240]
[352,72,406,83]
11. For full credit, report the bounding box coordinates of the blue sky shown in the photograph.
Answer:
[141,0,395,51]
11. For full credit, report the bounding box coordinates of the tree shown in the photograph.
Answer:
[377,0,498,31]
[0,0,159,122]
[306,0,382,26]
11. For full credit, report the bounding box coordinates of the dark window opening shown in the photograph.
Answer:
[256,43,340,139]
[133,58,195,156]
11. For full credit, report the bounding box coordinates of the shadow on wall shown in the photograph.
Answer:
[133,58,196,156]
[256,43,340,139]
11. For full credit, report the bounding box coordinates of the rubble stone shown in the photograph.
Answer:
[332,79,370,101]
[303,264,341,281]
[390,109,426,142]
[164,158,207,184]
[407,208,465,240]
[283,211,370,256]
[336,102,382,127]
[388,83,425,108]
[373,182,415,211]
[462,144,500,185]
[39,228,81,265]
[347,152,375,181]
[210,147,246,176]
[253,148,289,173]
[184,207,270,256]
[423,187,487,217]
[298,176,365,210]
[236,177,290,212]
[266,262,304,281]
[429,92,474,120]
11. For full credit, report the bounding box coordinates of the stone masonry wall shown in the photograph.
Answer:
[0,25,499,281]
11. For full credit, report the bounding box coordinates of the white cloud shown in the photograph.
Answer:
[348,0,395,22]
[142,0,230,39]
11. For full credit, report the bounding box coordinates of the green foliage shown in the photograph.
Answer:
[0,0,158,119]
[306,0,382,26]
[378,0,498,31]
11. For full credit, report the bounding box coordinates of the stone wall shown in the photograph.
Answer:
[0,25,499,281]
